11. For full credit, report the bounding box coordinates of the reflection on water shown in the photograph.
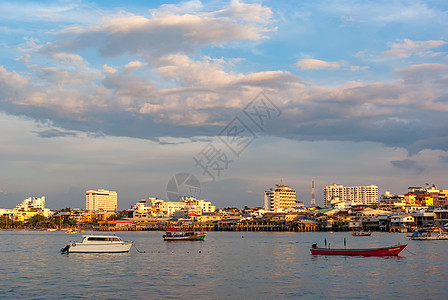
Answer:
[1,230,448,299]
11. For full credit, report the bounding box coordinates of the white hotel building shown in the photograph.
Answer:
[86,189,117,212]
[324,184,378,207]
[264,184,297,211]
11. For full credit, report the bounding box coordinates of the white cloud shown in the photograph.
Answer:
[217,1,274,24]
[50,52,86,65]
[102,64,117,75]
[1,1,448,159]
[139,102,162,114]
[297,59,341,70]
[296,59,367,71]
[349,65,369,71]
[124,61,143,72]
[0,66,29,93]
[324,0,443,24]
[40,2,275,59]
[383,39,446,58]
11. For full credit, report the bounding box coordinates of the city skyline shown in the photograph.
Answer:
[0,0,447,210]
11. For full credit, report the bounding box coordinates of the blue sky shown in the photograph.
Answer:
[1,0,447,210]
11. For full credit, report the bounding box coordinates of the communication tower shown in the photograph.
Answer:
[311,180,316,207]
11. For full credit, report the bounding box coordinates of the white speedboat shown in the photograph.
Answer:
[61,235,133,253]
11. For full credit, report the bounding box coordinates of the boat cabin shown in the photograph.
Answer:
[82,236,122,243]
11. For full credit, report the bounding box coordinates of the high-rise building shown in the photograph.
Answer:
[324,184,378,207]
[264,184,297,211]
[86,189,117,212]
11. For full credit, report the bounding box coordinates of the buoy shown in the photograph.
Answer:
[72,243,76,247]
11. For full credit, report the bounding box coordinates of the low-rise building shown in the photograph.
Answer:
[389,215,415,228]
[434,208,448,226]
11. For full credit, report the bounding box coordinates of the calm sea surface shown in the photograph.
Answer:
[1,230,447,299]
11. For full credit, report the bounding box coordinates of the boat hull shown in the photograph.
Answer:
[67,242,132,253]
[310,244,407,256]
[164,234,206,241]
[352,232,371,236]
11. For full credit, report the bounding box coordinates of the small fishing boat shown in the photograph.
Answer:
[163,228,206,241]
[310,243,407,256]
[352,230,372,236]
[61,235,133,253]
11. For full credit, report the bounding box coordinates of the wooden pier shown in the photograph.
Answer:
[92,221,317,232]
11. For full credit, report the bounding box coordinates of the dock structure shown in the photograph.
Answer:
[92,220,318,232]
[212,220,317,232]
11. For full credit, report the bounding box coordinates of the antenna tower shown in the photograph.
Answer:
[311,180,316,207]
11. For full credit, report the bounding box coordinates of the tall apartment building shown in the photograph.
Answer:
[324,184,378,207]
[86,189,117,212]
[264,184,297,211]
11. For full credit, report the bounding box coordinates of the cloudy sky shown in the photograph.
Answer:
[1,0,447,210]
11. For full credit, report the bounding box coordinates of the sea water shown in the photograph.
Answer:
[1,230,447,299]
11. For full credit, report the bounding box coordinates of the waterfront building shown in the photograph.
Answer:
[131,196,216,218]
[381,191,405,205]
[86,189,117,212]
[415,194,433,206]
[323,184,344,208]
[182,196,216,213]
[0,208,15,222]
[11,196,52,222]
[389,214,415,229]
[14,196,46,211]
[324,184,378,207]
[404,193,416,205]
[133,198,165,218]
[408,184,439,195]
[264,184,298,212]
[433,190,448,206]
[434,208,448,225]
[166,197,216,216]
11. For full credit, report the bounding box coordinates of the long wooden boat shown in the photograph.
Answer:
[310,244,407,256]
[163,228,206,241]
[352,230,372,236]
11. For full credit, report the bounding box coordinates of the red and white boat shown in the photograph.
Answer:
[310,244,407,256]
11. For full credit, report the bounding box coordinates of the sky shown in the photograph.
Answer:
[0,0,447,210]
